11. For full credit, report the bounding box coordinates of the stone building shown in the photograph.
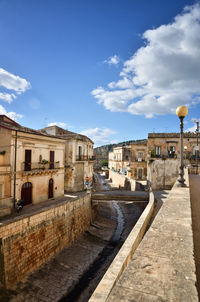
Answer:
[108,146,131,174]
[147,132,199,189]
[108,141,148,182]
[40,126,94,192]
[129,140,148,180]
[0,115,65,216]
[148,132,198,160]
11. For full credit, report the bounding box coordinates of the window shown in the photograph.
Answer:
[169,146,175,158]
[78,146,82,159]
[50,151,54,169]
[25,150,31,171]
[138,168,143,179]
[125,155,129,160]
[155,146,161,156]
[138,152,143,161]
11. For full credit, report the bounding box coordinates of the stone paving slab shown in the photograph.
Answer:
[107,178,198,302]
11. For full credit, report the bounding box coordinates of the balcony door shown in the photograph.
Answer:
[78,146,82,160]
[25,149,31,171]
[138,168,143,179]
[50,151,54,169]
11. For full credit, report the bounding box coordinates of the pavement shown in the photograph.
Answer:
[107,182,198,302]
[189,174,200,296]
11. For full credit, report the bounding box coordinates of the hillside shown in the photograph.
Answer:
[94,139,146,155]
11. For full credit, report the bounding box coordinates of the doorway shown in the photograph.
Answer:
[48,178,53,199]
[138,168,143,179]
[21,182,32,205]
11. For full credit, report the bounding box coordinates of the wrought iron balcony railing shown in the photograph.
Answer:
[22,161,60,171]
[76,155,95,161]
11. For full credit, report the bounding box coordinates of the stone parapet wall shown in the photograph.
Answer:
[109,170,136,190]
[0,193,91,288]
[147,158,179,190]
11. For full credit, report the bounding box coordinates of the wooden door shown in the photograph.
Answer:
[21,182,32,205]
[48,179,53,198]
[50,151,54,169]
[25,150,31,171]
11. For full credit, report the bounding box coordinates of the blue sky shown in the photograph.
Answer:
[0,0,199,146]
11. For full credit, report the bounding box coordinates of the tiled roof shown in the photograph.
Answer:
[0,115,64,140]
[40,125,94,144]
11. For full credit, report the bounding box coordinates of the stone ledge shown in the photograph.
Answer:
[106,169,198,302]
[89,191,155,302]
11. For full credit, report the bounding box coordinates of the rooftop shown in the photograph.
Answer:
[0,115,64,141]
[40,125,94,144]
[148,132,197,138]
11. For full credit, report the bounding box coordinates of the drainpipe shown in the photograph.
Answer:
[13,130,17,208]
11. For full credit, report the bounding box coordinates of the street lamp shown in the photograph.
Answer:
[176,105,188,187]
[194,120,199,174]
[184,145,188,167]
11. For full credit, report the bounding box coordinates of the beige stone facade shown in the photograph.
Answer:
[148,132,198,160]
[40,126,94,192]
[147,133,199,189]
[0,115,65,214]
[108,141,147,181]
[129,141,147,180]
[108,146,131,174]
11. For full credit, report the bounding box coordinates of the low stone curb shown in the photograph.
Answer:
[89,191,155,302]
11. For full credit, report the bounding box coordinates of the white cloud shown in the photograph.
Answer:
[47,122,67,128]
[0,104,23,120]
[80,128,116,146]
[0,68,30,103]
[92,4,200,117]
[186,125,196,132]
[104,55,120,65]
[186,118,200,132]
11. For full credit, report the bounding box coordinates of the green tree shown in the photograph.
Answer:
[101,159,108,167]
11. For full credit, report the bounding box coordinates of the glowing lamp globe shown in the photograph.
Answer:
[176,106,188,118]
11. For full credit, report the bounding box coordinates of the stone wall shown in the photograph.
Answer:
[147,158,179,190]
[109,170,136,190]
[0,193,91,288]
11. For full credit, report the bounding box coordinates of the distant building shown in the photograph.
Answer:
[148,132,198,160]
[108,140,148,181]
[40,126,94,192]
[0,115,65,216]
[108,146,131,174]
[147,132,199,189]
[129,140,147,180]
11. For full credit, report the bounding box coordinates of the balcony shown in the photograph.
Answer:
[76,155,95,161]
[22,161,60,174]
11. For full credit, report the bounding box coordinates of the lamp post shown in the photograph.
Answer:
[194,120,199,175]
[184,145,188,167]
[176,105,188,187]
